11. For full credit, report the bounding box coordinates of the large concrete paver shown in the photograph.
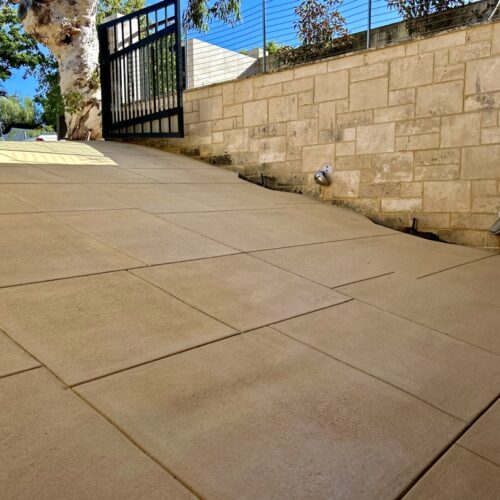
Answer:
[161,205,393,252]
[0,271,235,385]
[1,183,127,211]
[338,274,500,355]
[0,213,139,287]
[91,183,214,212]
[0,369,193,499]
[273,301,500,421]
[37,164,153,184]
[0,165,66,183]
[0,330,39,378]
[77,328,464,500]
[132,254,349,330]
[0,191,35,214]
[129,167,244,183]
[405,445,500,499]
[459,401,500,466]
[52,209,238,265]
[252,232,489,287]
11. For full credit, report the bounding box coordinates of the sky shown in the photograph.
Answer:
[3,0,400,98]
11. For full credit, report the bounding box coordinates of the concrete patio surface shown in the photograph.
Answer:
[0,141,498,499]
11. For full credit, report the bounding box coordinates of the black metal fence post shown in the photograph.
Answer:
[367,0,372,49]
[262,0,267,72]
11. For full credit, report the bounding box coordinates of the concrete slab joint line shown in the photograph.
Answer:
[1,140,499,499]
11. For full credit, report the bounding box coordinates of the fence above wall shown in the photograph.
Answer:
[183,0,499,89]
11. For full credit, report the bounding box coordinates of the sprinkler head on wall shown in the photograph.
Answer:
[313,164,333,186]
[490,212,500,235]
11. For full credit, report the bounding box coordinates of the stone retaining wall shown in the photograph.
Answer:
[137,21,500,250]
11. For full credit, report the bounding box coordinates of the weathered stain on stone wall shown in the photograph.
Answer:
[137,21,500,250]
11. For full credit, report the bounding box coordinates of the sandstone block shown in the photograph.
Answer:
[199,96,223,121]
[433,63,465,83]
[414,165,460,181]
[390,53,433,90]
[223,104,243,118]
[415,81,464,116]
[314,70,349,102]
[464,91,500,112]
[462,145,500,178]
[294,62,327,79]
[396,117,440,136]
[465,56,500,94]
[283,78,314,95]
[337,110,373,128]
[481,127,500,144]
[264,69,294,86]
[302,144,335,171]
[396,133,439,151]
[423,181,471,212]
[350,78,388,111]
[471,180,497,196]
[381,198,422,212]
[451,213,496,230]
[400,182,423,197]
[471,196,500,213]
[466,25,492,43]
[327,54,364,72]
[326,170,360,198]
[415,148,460,166]
[233,78,254,103]
[389,88,416,106]
[222,83,234,105]
[212,118,235,132]
[350,62,388,82]
[374,105,414,123]
[481,110,498,127]
[418,31,466,53]
[187,122,212,144]
[494,23,500,54]
[449,42,491,64]
[441,113,481,148]
[249,136,287,163]
[269,95,298,122]
[318,101,336,130]
[335,142,355,156]
[356,123,395,154]
[243,100,268,127]
[372,152,413,183]
[287,119,318,148]
[224,129,249,153]
[365,45,405,64]
[254,82,283,100]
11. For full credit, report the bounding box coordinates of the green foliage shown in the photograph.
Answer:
[266,41,283,55]
[387,0,466,33]
[183,0,241,31]
[0,6,47,92]
[0,95,40,133]
[274,0,351,67]
[97,0,146,24]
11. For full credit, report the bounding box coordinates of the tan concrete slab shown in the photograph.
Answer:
[0,213,139,287]
[161,206,393,251]
[0,330,39,377]
[0,141,105,156]
[0,369,193,499]
[129,167,243,183]
[252,233,489,286]
[135,254,353,330]
[1,184,127,211]
[0,271,235,385]
[339,275,500,355]
[0,191,36,214]
[273,301,500,421]
[92,184,213,212]
[52,209,238,265]
[422,255,500,304]
[36,164,153,183]
[0,165,66,183]
[459,401,500,466]
[77,329,463,500]
[0,151,22,163]
[405,446,500,499]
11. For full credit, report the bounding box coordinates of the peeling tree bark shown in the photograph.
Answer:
[15,0,102,139]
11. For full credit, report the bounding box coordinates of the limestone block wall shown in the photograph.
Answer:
[140,21,500,250]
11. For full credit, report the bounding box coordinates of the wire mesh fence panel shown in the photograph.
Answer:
[183,0,497,89]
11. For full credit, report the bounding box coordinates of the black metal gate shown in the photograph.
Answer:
[98,0,184,138]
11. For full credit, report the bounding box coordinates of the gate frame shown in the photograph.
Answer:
[98,0,184,139]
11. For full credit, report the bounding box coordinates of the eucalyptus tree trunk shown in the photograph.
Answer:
[14,0,102,139]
